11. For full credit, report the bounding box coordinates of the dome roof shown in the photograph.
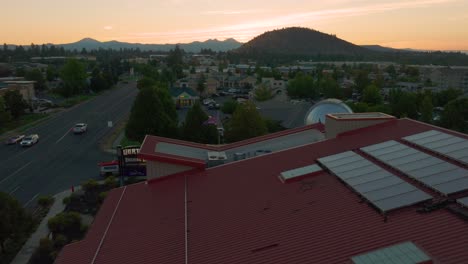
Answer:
[304,99,353,125]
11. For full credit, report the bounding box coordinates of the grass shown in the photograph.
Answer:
[0,113,50,135]
[120,135,141,147]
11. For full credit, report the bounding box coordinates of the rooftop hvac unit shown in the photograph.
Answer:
[207,151,227,167]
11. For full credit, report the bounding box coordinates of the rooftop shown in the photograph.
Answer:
[56,118,468,264]
[328,112,396,120]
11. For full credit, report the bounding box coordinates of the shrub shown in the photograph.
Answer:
[37,195,54,208]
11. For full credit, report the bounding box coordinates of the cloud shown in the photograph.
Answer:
[128,0,457,42]
[202,9,266,15]
[103,26,113,30]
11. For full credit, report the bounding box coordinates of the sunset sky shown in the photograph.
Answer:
[2,0,468,50]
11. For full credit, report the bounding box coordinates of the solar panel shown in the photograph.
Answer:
[403,130,468,166]
[351,241,432,264]
[362,141,468,196]
[279,164,322,183]
[458,196,468,207]
[318,152,431,212]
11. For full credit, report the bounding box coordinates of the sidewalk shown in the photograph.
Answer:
[10,188,78,264]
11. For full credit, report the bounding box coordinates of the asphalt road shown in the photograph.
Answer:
[0,81,138,207]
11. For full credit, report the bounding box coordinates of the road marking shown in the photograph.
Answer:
[0,161,32,185]
[55,128,72,144]
[24,193,39,207]
[9,186,20,194]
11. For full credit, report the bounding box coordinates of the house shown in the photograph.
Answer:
[169,87,199,108]
[205,77,220,95]
[56,114,468,264]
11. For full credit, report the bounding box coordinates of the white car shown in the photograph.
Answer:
[73,123,88,134]
[20,134,39,147]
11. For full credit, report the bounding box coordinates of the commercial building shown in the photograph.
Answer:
[56,114,468,264]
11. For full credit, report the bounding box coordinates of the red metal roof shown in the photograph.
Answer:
[138,122,325,167]
[56,119,468,264]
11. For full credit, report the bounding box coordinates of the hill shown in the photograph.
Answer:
[234,27,371,56]
[361,45,409,53]
[58,38,242,52]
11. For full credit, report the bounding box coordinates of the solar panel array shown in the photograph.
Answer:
[403,130,468,165]
[317,151,431,212]
[361,140,468,196]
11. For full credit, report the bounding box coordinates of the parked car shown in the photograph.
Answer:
[73,123,88,134]
[208,103,220,110]
[20,134,39,147]
[5,135,25,145]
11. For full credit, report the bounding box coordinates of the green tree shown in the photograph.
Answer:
[136,76,157,90]
[420,94,433,123]
[440,98,468,133]
[3,90,27,119]
[226,101,267,142]
[60,59,87,97]
[433,88,463,107]
[254,84,273,101]
[362,84,383,105]
[321,77,342,98]
[354,71,370,93]
[0,97,12,126]
[125,85,178,141]
[47,212,83,241]
[0,192,33,254]
[181,102,218,144]
[90,68,108,92]
[389,89,418,118]
[196,74,206,95]
[25,68,47,91]
[46,66,57,81]
[287,72,318,99]
[221,99,239,114]
[29,238,55,264]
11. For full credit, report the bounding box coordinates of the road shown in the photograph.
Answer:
[0,81,138,206]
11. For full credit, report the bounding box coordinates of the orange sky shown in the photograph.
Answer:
[2,0,468,50]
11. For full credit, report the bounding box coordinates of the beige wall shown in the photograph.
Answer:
[146,160,194,181]
[325,117,393,139]
[0,83,35,103]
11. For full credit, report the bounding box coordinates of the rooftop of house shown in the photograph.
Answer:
[56,118,468,264]
[169,87,198,97]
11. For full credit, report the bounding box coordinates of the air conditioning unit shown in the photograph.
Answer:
[207,151,227,167]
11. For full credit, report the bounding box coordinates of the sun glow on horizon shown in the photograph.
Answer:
[1,0,468,50]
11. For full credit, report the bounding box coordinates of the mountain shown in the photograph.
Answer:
[57,38,242,52]
[360,45,409,53]
[233,27,371,56]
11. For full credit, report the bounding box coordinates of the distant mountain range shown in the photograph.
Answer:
[55,38,242,52]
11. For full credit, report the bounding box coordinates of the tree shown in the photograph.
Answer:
[0,97,12,126]
[136,76,157,90]
[254,84,273,101]
[354,70,370,93]
[47,212,83,241]
[25,68,47,91]
[320,77,342,98]
[181,102,218,144]
[221,99,239,114]
[420,94,433,123]
[90,68,108,92]
[3,90,27,119]
[440,98,468,133]
[0,192,33,254]
[196,74,206,95]
[225,101,267,142]
[389,89,418,118]
[433,88,463,107]
[46,66,57,82]
[125,85,178,142]
[60,59,87,97]
[362,84,382,105]
[287,72,318,99]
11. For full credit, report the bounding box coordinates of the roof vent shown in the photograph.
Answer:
[207,151,227,167]
[279,164,322,183]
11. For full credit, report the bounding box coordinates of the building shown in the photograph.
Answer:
[56,115,468,264]
[0,80,36,104]
[304,99,354,125]
[170,87,199,108]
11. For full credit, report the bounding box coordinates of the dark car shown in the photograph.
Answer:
[5,135,25,145]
